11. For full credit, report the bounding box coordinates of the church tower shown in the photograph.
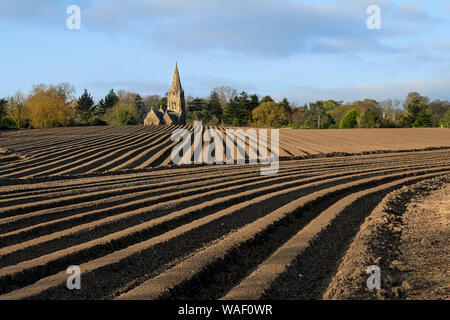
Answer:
[167,63,186,124]
[144,63,186,126]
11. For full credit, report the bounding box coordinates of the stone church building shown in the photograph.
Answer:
[144,64,186,125]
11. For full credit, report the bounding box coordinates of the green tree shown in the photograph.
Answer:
[323,100,343,111]
[413,110,433,128]
[76,89,95,124]
[0,116,15,129]
[158,96,168,112]
[207,91,223,125]
[223,97,244,126]
[401,92,429,127]
[103,90,140,125]
[359,109,380,128]
[0,98,7,117]
[261,95,274,103]
[404,92,429,107]
[249,94,260,112]
[304,101,334,129]
[440,110,450,128]
[340,109,359,129]
[187,97,206,123]
[238,92,253,125]
[135,94,146,124]
[427,100,450,127]
[279,98,293,125]
[95,89,119,115]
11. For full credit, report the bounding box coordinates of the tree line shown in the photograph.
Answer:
[184,89,449,129]
[1,83,449,129]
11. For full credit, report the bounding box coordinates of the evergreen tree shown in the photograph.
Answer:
[76,89,95,124]
[207,91,223,125]
[413,110,433,128]
[187,97,206,122]
[135,94,146,123]
[158,97,168,111]
[249,94,260,112]
[105,89,119,108]
[95,89,119,115]
[223,96,244,126]
[0,98,7,117]
[279,98,293,124]
[261,96,274,103]
[238,92,252,125]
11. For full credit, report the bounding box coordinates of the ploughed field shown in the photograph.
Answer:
[0,126,449,299]
[0,126,449,177]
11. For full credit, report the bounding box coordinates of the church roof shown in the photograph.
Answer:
[165,110,180,121]
[144,108,163,125]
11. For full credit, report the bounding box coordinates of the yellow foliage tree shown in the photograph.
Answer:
[27,84,76,128]
[251,101,290,128]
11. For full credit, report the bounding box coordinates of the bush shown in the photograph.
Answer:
[378,118,397,128]
[0,116,16,129]
[339,109,359,129]
[440,110,450,128]
[288,123,300,129]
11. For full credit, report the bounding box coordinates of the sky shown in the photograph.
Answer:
[1,0,450,105]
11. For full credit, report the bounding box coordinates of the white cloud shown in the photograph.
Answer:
[81,0,401,57]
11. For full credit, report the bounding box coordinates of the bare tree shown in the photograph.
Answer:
[379,99,402,122]
[213,86,237,106]
[6,91,28,128]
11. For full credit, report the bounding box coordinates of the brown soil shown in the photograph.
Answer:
[0,127,449,300]
[324,176,449,300]
[0,126,449,178]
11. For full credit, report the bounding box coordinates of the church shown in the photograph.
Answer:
[144,63,186,125]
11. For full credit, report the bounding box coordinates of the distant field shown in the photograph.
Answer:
[0,126,449,300]
[0,126,449,178]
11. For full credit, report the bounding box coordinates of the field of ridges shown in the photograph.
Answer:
[0,126,449,300]
[0,126,449,178]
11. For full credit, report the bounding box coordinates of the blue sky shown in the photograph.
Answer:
[1,0,450,105]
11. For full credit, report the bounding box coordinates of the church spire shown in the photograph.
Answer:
[171,63,182,92]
